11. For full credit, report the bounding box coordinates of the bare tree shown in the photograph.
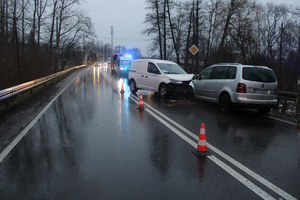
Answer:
[183,2,193,72]
[216,0,248,62]
[143,0,163,59]
[0,0,95,89]
[166,0,181,63]
[48,0,58,57]
[156,0,163,59]
[36,0,48,47]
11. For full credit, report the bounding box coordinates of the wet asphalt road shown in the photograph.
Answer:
[0,66,300,199]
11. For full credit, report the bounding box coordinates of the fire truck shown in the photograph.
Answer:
[111,53,133,76]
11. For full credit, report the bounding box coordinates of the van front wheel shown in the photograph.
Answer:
[129,80,137,93]
[159,84,168,99]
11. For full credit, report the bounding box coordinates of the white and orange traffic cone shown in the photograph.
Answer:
[193,123,210,157]
[120,82,124,93]
[138,93,144,110]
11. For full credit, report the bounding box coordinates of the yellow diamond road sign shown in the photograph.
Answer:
[189,44,199,55]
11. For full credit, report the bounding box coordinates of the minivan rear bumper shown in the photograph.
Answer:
[230,93,278,107]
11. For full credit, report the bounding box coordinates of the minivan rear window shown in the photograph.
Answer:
[242,67,276,82]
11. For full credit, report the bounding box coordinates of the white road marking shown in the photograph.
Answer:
[103,70,297,200]
[0,69,87,163]
[2,68,294,199]
[263,115,297,126]
[129,93,297,200]
[142,102,276,200]
[209,155,276,200]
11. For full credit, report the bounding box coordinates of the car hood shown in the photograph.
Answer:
[165,74,194,81]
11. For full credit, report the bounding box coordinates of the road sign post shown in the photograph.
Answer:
[189,44,199,73]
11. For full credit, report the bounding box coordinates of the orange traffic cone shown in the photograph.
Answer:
[193,123,210,157]
[138,93,144,110]
[120,82,124,93]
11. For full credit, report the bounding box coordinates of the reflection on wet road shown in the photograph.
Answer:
[0,66,299,199]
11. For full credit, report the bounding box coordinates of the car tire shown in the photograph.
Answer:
[159,84,168,99]
[129,80,137,93]
[257,108,271,114]
[219,94,231,112]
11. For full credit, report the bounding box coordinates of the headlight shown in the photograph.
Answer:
[120,67,124,70]
[170,79,182,84]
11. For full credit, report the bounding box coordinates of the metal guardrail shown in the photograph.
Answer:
[0,65,86,102]
[278,91,297,101]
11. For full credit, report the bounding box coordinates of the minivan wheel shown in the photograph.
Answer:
[219,94,231,112]
[257,108,271,114]
[129,80,137,93]
[159,84,168,99]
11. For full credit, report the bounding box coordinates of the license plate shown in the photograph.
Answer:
[254,89,270,94]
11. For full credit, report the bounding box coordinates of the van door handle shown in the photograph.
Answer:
[145,76,148,78]
[220,83,223,87]
[141,75,144,77]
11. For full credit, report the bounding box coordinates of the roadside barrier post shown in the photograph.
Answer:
[296,79,300,132]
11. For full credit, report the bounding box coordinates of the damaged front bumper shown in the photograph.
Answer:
[166,80,192,99]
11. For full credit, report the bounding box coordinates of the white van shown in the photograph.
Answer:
[128,59,194,99]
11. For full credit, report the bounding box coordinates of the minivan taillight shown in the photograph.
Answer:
[275,86,278,95]
[236,83,246,93]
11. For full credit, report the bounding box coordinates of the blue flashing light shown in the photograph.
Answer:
[124,54,132,58]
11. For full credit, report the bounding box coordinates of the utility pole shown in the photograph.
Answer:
[279,23,283,69]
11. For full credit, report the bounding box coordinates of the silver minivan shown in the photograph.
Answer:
[189,63,278,113]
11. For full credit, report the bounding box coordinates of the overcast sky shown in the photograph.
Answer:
[83,0,300,57]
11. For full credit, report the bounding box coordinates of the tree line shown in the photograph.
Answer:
[143,0,300,92]
[0,0,94,90]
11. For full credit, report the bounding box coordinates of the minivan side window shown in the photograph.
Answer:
[148,63,160,74]
[226,66,237,79]
[199,67,213,80]
[210,66,228,79]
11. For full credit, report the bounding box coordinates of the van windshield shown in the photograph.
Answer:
[243,67,276,82]
[157,63,187,74]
